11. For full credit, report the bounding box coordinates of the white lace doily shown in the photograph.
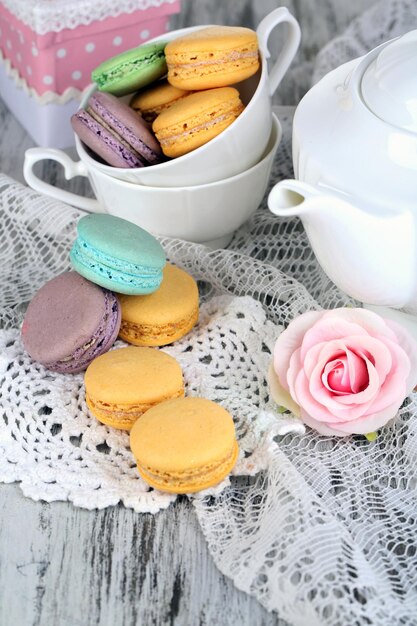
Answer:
[2,1,417,622]
[0,294,304,512]
[1,0,179,35]
[0,106,349,513]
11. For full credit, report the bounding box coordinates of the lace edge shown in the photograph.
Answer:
[0,0,179,35]
[0,51,89,104]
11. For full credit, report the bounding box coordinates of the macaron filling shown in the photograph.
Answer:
[88,96,162,165]
[171,49,259,69]
[74,109,146,168]
[119,306,199,343]
[136,440,239,493]
[157,111,243,147]
[93,49,167,91]
[70,238,164,291]
[87,107,149,165]
[48,290,121,374]
[86,386,184,427]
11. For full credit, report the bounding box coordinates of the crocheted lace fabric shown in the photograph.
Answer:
[1,0,417,623]
[0,106,324,513]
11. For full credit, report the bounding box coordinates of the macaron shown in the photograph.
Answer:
[70,214,166,295]
[118,263,199,346]
[84,346,184,430]
[92,41,168,96]
[21,271,121,374]
[130,397,239,493]
[71,92,162,169]
[165,26,260,90]
[152,87,244,158]
[130,80,193,123]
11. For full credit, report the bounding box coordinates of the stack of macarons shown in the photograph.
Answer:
[71,25,260,166]
[21,214,238,493]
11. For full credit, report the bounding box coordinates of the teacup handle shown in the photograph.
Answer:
[257,7,301,96]
[23,147,103,213]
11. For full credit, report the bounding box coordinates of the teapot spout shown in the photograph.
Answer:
[268,179,416,310]
[268,179,325,218]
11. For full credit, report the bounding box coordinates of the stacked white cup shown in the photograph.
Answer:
[24,8,300,249]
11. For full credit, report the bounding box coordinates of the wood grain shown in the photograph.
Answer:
[0,484,286,626]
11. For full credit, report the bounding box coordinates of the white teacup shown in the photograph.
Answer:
[24,115,280,249]
[26,8,299,188]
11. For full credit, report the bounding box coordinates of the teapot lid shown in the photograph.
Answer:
[361,30,417,132]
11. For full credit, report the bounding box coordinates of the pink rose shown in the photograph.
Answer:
[268,308,417,436]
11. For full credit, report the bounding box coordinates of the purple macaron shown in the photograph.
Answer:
[21,271,121,374]
[71,91,163,168]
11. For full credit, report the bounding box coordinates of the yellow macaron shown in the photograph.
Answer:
[152,87,244,158]
[118,263,199,347]
[165,25,260,90]
[84,346,184,430]
[130,397,239,493]
[130,80,193,123]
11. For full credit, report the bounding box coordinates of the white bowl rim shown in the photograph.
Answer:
[76,23,268,174]
[90,114,281,192]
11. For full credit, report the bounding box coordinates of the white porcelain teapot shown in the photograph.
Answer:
[268,30,417,319]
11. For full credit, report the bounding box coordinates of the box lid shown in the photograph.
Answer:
[0,0,179,35]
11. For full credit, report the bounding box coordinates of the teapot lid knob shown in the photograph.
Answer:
[361,29,417,132]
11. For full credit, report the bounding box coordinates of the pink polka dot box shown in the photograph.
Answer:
[0,0,181,147]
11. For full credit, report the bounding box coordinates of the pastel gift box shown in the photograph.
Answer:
[0,0,181,148]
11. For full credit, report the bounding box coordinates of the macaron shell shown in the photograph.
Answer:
[118,264,199,346]
[70,214,166,295]
[84,346,184,430]
[71,110,146,169]
[88,92,162,164]
[74,293,121,373]
[92,42,168,96]
[165,26,259,90]
[130,397,239,493]
[21,271,121,372]
[152,87,244,157]
[130,81,193,122]
[137,440,239,494]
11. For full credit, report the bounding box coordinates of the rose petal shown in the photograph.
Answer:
[323,357,351,394]
[295,363,380,422]
[352,337,409,414]
[300,317,369,360]
[385,319,417,394]
[322,352,368,394]
[273,310,324,389]
[319,397,405,434]
[267,362,301,417]
[272,307,417,438]
[321,308,401,342]
[293,369,358,423]
[287,347,303,401]
[303,341,343,379]
[299,409,352,437]
[313,352,380,411]
[314,336,393,385]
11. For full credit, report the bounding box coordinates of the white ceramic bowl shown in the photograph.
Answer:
[24,114,281,248]
[60,8,299,187]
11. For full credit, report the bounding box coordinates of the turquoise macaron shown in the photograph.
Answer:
[91,42,167,97]
[70,214,166,295]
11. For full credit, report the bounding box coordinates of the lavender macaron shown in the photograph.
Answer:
[21,272,121,374]
[71,92,163,168]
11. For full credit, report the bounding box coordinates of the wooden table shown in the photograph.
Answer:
[0,1,374,624]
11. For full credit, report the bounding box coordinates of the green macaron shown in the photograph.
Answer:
[92,42,168,97]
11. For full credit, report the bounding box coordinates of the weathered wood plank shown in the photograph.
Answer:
[0,483,285,626]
